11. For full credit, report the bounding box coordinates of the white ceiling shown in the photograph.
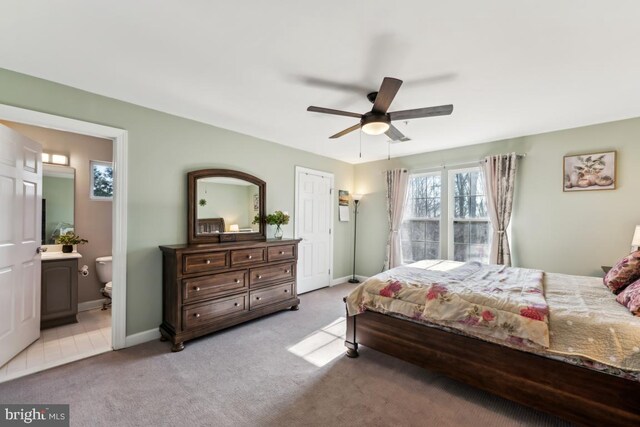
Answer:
[2,1,640,164]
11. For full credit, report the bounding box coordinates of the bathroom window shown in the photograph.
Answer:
[90,160,113,200]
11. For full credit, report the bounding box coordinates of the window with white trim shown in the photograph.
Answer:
[90,160,113,200]
[448,167,491,263]
[401,172,441,263]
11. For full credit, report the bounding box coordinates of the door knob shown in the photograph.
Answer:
[36,247,48,254]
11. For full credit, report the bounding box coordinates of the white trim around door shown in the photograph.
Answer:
[0,104,128,350]
[294,166,334,293]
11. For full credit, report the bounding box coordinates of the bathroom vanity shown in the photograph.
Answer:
[41,252,81,329]
[159,169,300,352]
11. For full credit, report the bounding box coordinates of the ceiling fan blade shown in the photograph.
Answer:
[307,106,362,119]
[372,77,403,114]
[385,125,411,142]
[389,104,454,121]
[329,123,361,139]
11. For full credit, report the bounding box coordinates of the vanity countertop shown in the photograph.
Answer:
[42,251,83,261]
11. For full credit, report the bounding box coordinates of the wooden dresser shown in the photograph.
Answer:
[159,238,301,351]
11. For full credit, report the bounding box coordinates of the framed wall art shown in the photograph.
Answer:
[563,151,616,192]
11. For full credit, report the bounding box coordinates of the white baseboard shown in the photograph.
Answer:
[78,299,106,312]
[330,275,369,286]
[125,328,160,348]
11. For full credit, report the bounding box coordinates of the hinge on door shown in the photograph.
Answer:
[329,188,333,195]
[328,269,331,275]
[329,228,331,235]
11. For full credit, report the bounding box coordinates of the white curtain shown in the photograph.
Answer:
[384,169,409,270]
[483,153,518,266]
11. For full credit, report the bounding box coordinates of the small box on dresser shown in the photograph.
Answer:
[159,238,301,352]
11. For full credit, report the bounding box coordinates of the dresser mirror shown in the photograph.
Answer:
[188,169,266,244]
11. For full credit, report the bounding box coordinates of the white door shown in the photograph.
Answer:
[0,124,42,367]
[295,167,333,294]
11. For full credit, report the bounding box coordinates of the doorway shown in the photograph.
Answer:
[295,166,334,294]
[0,104,128,382]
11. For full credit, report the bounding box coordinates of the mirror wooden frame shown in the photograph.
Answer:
[187,169,266,244]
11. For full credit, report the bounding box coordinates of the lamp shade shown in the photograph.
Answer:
[632,225,640,248]
[229,224,239,232]
[352,193,363,202]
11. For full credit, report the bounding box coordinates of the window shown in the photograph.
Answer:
[448,168,491,263]
[90,160,113,200]
[401,172,441,263]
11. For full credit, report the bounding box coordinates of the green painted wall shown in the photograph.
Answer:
[354,118,640,278]
[0,68,354,336]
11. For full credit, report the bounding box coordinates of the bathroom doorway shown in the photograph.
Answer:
[0,105,128,383]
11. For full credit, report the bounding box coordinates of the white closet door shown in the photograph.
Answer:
[0,124,42,367]
[296,168,332,294]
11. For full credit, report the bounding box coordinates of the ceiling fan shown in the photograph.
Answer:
[307,77,453,142]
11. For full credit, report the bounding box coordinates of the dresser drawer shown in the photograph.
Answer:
[231,247,265,266]
[183,294,247,329]
[183,251,229,274]
[249,282,294,309]
[250,262,294,287]
[268,244,296,262]
[183,270,248,303]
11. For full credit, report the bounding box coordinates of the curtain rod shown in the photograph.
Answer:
[383,153,526,174]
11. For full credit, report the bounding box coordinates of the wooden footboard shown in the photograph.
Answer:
[344,308,640,427]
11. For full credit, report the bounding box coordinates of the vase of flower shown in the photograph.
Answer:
[253,210,289,240]
[274,224,283,240]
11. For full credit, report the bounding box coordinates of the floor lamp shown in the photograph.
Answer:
[349,194,363,284]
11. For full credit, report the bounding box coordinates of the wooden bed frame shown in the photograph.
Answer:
[344,305,640,426]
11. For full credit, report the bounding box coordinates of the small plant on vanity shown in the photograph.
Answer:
[56,232,88,253]
[253,210,290,240]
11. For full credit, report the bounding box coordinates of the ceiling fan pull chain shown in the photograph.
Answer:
[388,140,391,160]
[359,128,362,159]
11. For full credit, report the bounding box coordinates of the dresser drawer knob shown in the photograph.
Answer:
[285,269,290,273]
[279,251,285,255]
[284,289,289,293]
[205,259,211,265]
[247,255,252,259]
[257,275,262,279]
[194,286,201,292]
[194,313,200,318]
[234,279,241,284]
[256,297,262,301]
[234,302,240,307]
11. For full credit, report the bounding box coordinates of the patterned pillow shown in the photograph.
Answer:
[603,250,640,294]
[616,278,640,316]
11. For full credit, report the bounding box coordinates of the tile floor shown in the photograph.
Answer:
[0,308,112,383]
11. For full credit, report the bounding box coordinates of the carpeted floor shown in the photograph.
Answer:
[0,283,567,426]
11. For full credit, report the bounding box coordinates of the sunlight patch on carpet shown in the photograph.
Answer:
[287,317,346,367]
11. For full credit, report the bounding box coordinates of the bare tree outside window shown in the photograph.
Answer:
[451,169,491,263]
[401,173,441,263]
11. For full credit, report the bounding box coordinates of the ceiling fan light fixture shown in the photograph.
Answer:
[361,121,390,135]
[361,113,390,135]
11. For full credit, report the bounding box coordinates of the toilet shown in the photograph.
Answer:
[96,255,112,299]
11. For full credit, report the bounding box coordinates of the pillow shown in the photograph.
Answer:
[603,250,640,294]
[616,278,640,316]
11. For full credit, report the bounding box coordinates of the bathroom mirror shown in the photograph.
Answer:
[42,164,75,244]
[187,169,265,244]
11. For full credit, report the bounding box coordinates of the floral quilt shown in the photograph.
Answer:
[346,262,549,349]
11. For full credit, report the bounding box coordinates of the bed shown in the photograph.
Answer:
[344,260,640,426]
